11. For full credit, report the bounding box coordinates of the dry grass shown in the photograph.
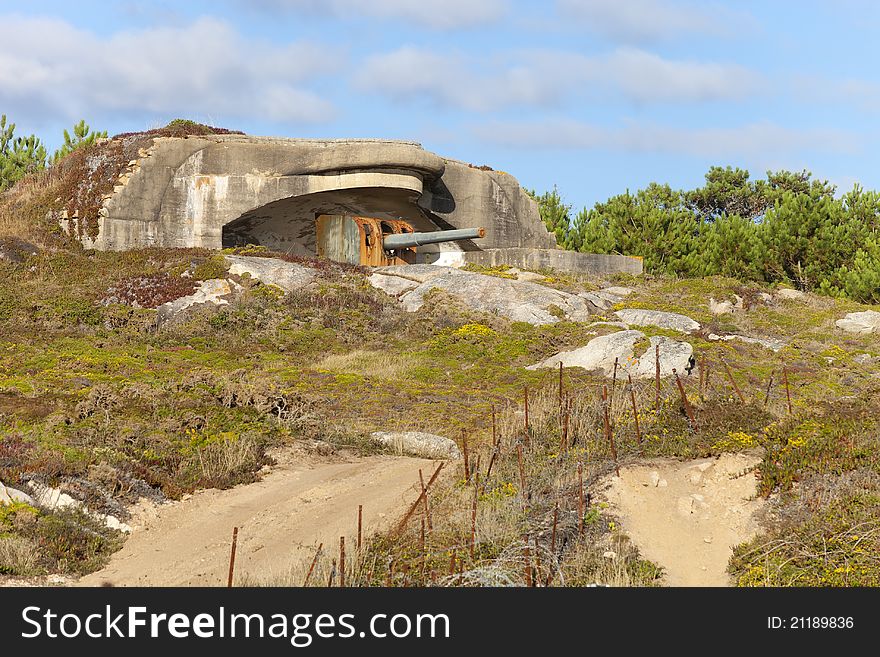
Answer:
[0,535,40,575]
[315,349,419,381]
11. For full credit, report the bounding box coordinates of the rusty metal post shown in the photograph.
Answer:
[577,463,585,537]
[357,505,363,551]
[783,364,793,414]
[561,397,570,453]
[673,368,698,431]
[550,502,559,554]
[491,404,497,446]
[558,361,564,407]
[517,444,527,499]
[303,543,322,587]
[328,559,336,587]
[470,484,478,559]
[611,356,619,410]
[395,463,444,534]
[628,374,642,449]
[227,527,238,588]
[723,360,745,403]
[418,469,432,531]
[523,535,533,587]
[603,385,619,476]
[339,537,345,588]
[764,370,775,408]
[461,430,470,483]
[655,344,661,411]
[524,386,530,446]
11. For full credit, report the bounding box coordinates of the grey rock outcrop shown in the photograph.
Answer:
[836,310,880,334]
[26,481,131,532]
[225,255,317,292]
[370,431,462,460]
[707,333,786,352]
[370,265,594,325]
[156,278,241,326]
[578,286,634,311]
[0,480,35,506]
[368,272,421,297]
[775,288,806,301]
[614,309,701,333]
[529,330,693,379]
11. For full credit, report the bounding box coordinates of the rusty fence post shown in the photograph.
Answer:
[783,363,793,414]
[227,527,238,588]
[558,361,564,407]
[418,469,432,531]
[723,360,745,403]
[394,463,444,534]
[673,368,698,431]
[577,463,585,537]
[461,430,471,483]
[303,543,323,587]
[628,374,642,450]
[655,344,661,411]
[357,504,363,552]
[339,536,345,588]
[602,385,619,476]
[764,370,775,408]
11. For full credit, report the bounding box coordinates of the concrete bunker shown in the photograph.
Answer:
[81,134,642,275]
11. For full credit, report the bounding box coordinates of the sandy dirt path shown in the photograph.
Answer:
[601,453,765,586]
[78,451,436,587]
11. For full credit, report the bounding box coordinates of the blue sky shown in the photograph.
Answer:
[2,0,879,211]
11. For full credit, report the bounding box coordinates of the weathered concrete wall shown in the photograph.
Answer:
[86,135,556,254]
[449,248,643,276]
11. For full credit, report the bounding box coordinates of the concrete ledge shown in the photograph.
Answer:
[456,248,643,276]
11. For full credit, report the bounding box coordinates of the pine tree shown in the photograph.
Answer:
[51,119,107,164]
[0,114,47,192]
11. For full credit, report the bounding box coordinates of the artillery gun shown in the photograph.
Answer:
[316,214,485,266]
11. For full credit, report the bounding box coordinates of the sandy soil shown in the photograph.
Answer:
[77,449,436,587]
[600,452,765,586]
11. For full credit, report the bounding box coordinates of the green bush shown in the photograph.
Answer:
[538,168,880,303]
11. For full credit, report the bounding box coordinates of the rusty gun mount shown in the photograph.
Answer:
[316,214,486,266]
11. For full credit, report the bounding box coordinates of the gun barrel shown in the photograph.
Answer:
[382,227,485,250]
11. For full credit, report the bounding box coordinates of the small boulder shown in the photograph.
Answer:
[0,238,38,265]
[371,265,594,325]
[156,278,241,326]
[370,431,461,460]
[602,286,634,297]
[528,330,693,379]
[0,480,35,506]
[836,311,880,334]
[615,308,700,333]
[225,255,317,292]
[368,272,420,297]
[776,288,806,301]
[707,333,786,352]
[708,298,735,315]
[579,290,622,311]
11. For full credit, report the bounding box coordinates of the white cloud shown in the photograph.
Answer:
[247,0,507,29]
[793,75,880,112]
[353,46,761,111]
[557,0,754,42]
[0,15,337,126]
[472,119,859,159]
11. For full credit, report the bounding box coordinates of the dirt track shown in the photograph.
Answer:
[78,450,436,587]
[601,453,765,586]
